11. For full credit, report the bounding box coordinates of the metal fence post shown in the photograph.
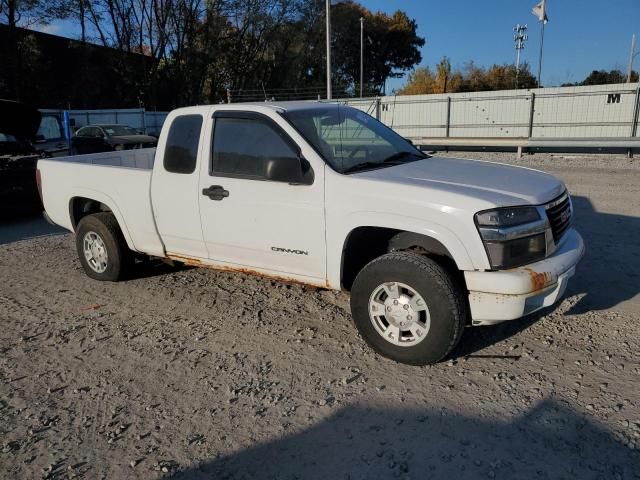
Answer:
[528,92,536,138]
[375,97,381,120]
[631,86,640,138]
[445,97,451,137]
[629,86,640,158]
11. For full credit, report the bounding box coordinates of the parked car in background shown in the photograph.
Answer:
[71,124,157,155]
[34,113,69,157]
[0,99,42,216]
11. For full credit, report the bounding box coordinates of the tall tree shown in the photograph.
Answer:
[436,56,451,93]
[330,1,424,94]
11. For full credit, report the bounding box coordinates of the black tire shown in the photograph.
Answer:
[75,212,132,281]
[350,252,466,365]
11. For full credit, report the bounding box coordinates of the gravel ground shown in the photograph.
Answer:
[1,152,639,479]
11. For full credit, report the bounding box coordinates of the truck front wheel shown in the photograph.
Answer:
[350,252,466,365]
[75,213,131,281]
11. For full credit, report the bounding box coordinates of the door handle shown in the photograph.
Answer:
[202,185,229,201]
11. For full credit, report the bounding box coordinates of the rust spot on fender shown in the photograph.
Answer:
[523,267,552,291]
[166,252,331,289]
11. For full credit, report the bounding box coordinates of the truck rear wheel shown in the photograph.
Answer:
[75,213,131,281]
[350,252,466,365]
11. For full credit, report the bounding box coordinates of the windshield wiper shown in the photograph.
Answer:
[342,151,427,174]
[342,161,388,174]
[381,151,427,163]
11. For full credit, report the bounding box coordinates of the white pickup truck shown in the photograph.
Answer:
[38,102,584,365]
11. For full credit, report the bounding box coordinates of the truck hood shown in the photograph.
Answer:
[358,156,565,206]
[0,99,41,140]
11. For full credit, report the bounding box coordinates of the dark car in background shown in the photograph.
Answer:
[71,124,157,155]
[0,99,42,217]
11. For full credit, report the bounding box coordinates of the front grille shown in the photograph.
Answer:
[546,193,572,242]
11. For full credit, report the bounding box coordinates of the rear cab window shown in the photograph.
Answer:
[163,115,203,174]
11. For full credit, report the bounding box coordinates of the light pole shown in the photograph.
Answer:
[360,17,364,98]
[531,0,549,88]
[326,0,332,100]
[628,33,638,83]
[537,20,545,87]
[513,24,528,89]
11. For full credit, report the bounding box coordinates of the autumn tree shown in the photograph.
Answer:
[400,58,538,95]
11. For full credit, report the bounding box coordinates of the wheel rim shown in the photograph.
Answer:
[368,281,431,347]
[83,231,108,273]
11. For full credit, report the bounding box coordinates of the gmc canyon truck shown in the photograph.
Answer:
[38,102,584,365]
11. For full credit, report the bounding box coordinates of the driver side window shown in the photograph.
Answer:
[211,117,299,180]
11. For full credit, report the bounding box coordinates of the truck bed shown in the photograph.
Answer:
[38,148,165,257]
[58,148,156,169]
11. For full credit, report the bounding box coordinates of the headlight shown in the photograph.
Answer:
[475,206,540,227]
[114,144,125,151]
[475,207,548,269]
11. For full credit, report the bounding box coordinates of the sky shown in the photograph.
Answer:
[361,0,640,92]
[34,0,640,93]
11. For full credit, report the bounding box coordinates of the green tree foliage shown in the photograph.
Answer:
[577,69,638,85]
[329,2,424,93]
[0,0,425,108]
[399,58,538,95]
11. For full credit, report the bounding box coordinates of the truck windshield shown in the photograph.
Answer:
[283,105,427,174]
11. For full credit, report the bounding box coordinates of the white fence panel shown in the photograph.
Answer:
[340,82,640,141]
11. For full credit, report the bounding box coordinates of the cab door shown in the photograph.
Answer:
[150,112,208,258]
[197,111,326,281]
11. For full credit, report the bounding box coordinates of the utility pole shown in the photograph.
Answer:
[513,24,528,89]
[360,17,364,98]
[326,0,332,100]
[628,33,637,83]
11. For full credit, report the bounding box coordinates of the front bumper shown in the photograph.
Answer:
[464,228,585,325]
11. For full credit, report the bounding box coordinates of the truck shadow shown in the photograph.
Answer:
[170,399,637,480]
[130,257,194,280]
[566,195,640,314]
[0,212,66,245]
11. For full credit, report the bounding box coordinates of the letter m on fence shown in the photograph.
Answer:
[607,93,621,104]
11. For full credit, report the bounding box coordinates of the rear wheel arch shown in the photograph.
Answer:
[69,197,112,230]
[68,196,135,251]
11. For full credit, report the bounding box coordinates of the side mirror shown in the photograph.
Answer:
[264,156,313,185]
[404,137,414,145]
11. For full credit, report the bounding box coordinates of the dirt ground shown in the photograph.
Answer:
[1,152,639,479]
